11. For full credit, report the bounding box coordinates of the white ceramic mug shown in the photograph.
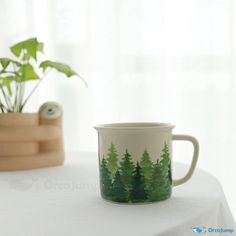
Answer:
[94,122,199,203]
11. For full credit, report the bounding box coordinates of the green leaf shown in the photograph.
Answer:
[10,38,44,60]
[0,58,21,70]
[4,79,13,96]
[19,64,39,81]
[40,60,77,77]
[0,76,15,96]
[0,58,9,69]
[22,53,31,61]
[37,42,44,53]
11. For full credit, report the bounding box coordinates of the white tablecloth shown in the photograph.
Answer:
[0,152,235,236]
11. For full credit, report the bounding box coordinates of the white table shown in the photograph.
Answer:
[0,152,235,236]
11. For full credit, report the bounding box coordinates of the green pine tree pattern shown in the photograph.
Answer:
[99,142,172,203]
[100,157,113,199]
[168,162,172,183]
[129,162,148,202]
[148,160,162,201]
[112,170,128,202]
[140,149,153,192]
[106,142,119,178]
[157,142,171,200]
[120,149,135,190]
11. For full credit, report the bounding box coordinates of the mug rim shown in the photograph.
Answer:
[94,122,175,130]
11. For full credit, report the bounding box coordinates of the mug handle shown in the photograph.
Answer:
[172,134,199,186]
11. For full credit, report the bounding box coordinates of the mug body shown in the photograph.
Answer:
[95,122,175,203]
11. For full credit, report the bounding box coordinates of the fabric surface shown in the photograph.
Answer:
[0,152,235,236]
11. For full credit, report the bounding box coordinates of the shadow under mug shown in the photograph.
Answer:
[94,122,199,204]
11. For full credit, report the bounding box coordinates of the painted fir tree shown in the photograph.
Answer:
[112,170,128,202]
[106,143,119,179]
[100,158,113,199]
[119,149,135,190]
[148,160,162,201]
[168,162,172,185]
[130,162,148,202]
[140,149,153,191]
[157,142,171,200]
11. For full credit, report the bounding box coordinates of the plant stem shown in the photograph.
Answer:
[0,103,8,113]
[13,81,19,112]
[0,71,18,75]
[77,73,88,87]
[0,105,4,113]
[18,82,25,112]
[0,87,12,112]
[17,55,28,112]
[0,98,8,113]
[13,64,18,112]
[19,69,51,112]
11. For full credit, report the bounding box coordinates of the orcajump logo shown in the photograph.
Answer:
[192,226,234,234]
[192,227,207,234]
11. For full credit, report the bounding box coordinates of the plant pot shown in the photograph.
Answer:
[0,103,64,171]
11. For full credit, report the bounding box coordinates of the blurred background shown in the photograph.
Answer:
[0,0,236,218]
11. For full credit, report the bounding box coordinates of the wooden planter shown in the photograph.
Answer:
[0,104,64,171]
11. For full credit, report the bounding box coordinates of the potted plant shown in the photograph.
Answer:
[0,37,86,170]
